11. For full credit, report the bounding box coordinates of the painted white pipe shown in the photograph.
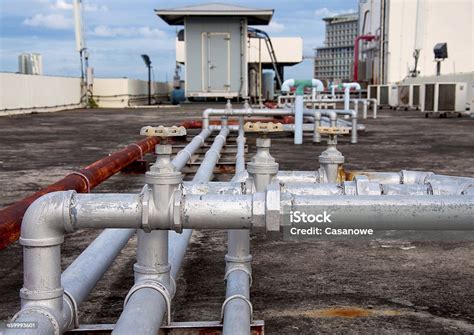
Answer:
[281,79,324,144]
[343,82,361,111]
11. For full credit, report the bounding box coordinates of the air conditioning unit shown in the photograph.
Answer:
[411,84,421,109]
[368,84,398,107]
[368,85,378,101]
[421,82,468,117]
[397,84,421,110]
[397,85,410,109]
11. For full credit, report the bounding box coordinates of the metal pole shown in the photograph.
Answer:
[148,65,151,105]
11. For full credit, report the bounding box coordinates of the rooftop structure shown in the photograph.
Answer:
[157,3,302,100]
[156,3,273,25]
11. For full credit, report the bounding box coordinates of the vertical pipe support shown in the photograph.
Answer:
[312,110,322,143]
[116,143,182,334]
[362,100,368,119]
[281,79,324,145]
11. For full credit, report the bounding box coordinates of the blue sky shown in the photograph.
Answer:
[0,0,357,81]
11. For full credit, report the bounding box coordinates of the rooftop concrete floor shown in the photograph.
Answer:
[0,104,473,334]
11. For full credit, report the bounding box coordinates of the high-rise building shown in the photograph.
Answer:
[314,13,358,84]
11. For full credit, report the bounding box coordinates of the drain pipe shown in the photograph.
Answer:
[114,127,228,334]
[343,83,361,111]
[223,122,252,334]
[281,79,324,144]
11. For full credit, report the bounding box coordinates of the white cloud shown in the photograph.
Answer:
[52,0,72,10]
[23,13,73,29]
[84,3,108,12]
[265,21,285,33]
[314,8,354,18]
[52,0,108,12]
[91,25,167,38]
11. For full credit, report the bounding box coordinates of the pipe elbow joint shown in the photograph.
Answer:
[343,82,361,91]
[20,191,75,247]
[327,110,337,121]
[281,79,295,93]
[311,79,324,92]
[202,108,212,119]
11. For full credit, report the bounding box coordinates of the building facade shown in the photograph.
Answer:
[314,13,358,84]
[357,0,473,85]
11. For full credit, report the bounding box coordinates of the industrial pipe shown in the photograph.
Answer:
[114,127,229,334]
[283,194,474,230]
[61,228,136,329]
[353,35,376,82]
[9,129,212,335]
[281,79,324,144]
[343,83,361,111]
[223,123,252,334]
[0,136,159,250]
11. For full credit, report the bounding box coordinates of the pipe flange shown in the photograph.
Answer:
[20,286,64,301]
[124,280,172,326]
[12,306,61,335]
[220,294,253,322]
[247,163,279,175]
[224,265,253,287]
[145,172,182,186]
[133,263,172,276]
[19,236,64,247]
[225,254,253,263]
[63,290,79,329]
[173,189,183,233]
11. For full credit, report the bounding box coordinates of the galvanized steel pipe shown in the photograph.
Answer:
[114,128,228,334]
[283,194,474,230]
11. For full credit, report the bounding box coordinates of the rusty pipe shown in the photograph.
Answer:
[0,136,159,249]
